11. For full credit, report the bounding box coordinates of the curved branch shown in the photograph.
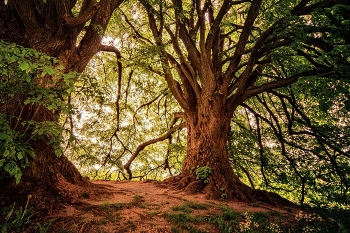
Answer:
[124,122,186,180]
[133,89,168,124]
[99,44,122,59]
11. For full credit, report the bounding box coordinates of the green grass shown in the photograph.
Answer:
[172,205,192,213]
[185,201,209,210]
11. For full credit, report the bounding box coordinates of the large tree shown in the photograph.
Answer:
[0,0,124,210]
[119,0,350,201]
[1,0,350,209]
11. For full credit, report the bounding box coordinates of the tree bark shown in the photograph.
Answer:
[165,94,292,205]
[0,0,123,212]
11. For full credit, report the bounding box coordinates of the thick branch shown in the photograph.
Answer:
[242,68,332,100]
[224,0,263,83]
[99,44,122,58]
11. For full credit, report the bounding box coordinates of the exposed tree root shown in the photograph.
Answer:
[163,174,296,207]
[0,141,92,214]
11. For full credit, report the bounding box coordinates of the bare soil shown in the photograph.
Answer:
[25,180,304,233]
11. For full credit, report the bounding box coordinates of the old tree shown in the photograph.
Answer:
[126,0,350,201]
[0,0,124,209]
[1,0,350,208]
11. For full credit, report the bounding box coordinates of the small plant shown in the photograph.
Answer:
[101,201,111,209]
[221,207,239,223]
[220,187,228,200]
[0,195,34,233]
[195,166,212,184]
[34,218,56,233]
[114,202,126,209]
[132,195,145,206]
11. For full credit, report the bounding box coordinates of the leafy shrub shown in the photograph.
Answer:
[195,166,212,184]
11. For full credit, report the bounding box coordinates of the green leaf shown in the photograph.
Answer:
[44,66,56,75]
[0,132,10,140]
[0,159,5,167]
[19,61,30,71]
[17,152,23,160]
[14,167,22,184]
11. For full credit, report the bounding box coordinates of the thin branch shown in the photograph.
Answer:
[124,122,186,180]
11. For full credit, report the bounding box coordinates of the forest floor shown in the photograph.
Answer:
[26,180,348,233]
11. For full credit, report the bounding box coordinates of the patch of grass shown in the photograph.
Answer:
[221,206,240,223]
[100,201,111,209]
[105,211,122,223]
[164,210,208,233]
[141,202,161,210]
[252,211,270,226]
[132,195,145,206]
[34,218,56,233]
[171,226,181,233]
[185,201,209,210]
[207,213,234,233]
[0,199,34,233]
[113,202,126,210]
[164,211,196,224]
[172,205,192,213]
[144,210,161,219]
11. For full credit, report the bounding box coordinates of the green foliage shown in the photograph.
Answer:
[64,45,185,180]
[229,76,350,206]
[184,201,208,210]
[0,196,34,233]
[0,40,83,183]
[293,208,350,233]
[34,218,56,233]
[207,206,239,233]
[195,166,212,184]
[0,115,35,184]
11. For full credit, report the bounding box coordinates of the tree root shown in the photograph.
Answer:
[163,174,296,207]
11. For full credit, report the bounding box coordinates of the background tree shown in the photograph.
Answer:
[230,77,350,205]
[118,0,350,201]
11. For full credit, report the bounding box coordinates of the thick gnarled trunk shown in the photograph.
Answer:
[180,96,252,200]
[166,96,291,205]
[0,0,124,212]
[0,98,90,212]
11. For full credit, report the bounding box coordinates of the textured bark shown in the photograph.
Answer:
[164,94,292,205]
[0,0,123,212]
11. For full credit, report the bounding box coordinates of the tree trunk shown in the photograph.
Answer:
[0,0,123,212]
[0,97,90,212]
[165,95,292,205]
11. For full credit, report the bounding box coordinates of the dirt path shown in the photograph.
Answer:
[39,180,301,233]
